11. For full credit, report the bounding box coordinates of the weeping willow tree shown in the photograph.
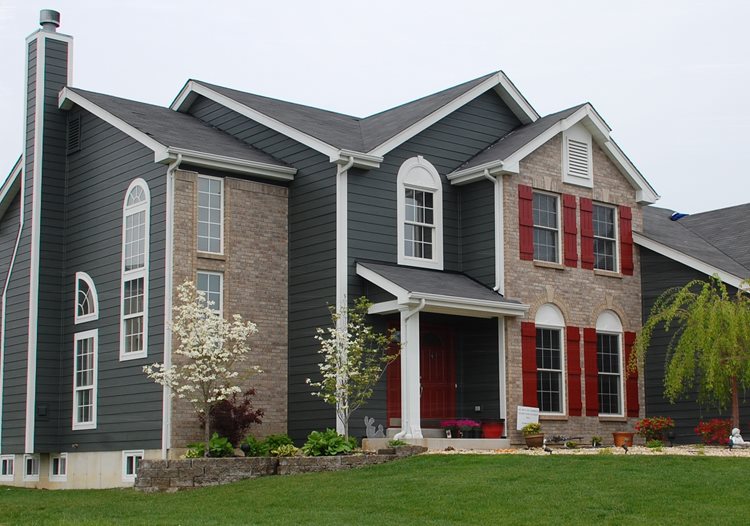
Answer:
[631,276,750,428]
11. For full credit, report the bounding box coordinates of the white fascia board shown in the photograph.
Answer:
[173,81,341,160]
[633,232,744,288]
[447,160,505,185]
[59,88,170,162]
[355,263,410,303]
[166,148,296,181]
[332,150,383,170]
[368,300,402,315]
[494,71,540,124]
[369,72,538,158]
[409,292,529,318]
[0,159,22,219]
[602,141,659,204]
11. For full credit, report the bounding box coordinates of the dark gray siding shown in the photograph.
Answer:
[189,97,337,443]
[641,247,750,443]
[1,38,37,453]
[460,179,496,288]
[35,38,70,452]
[348,90,520,296]
[47,109,168,452]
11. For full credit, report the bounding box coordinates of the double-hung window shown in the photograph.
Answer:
[597,332,621,415]
[198,176,223,254]
[73,330,98,430]
[535,303,566,414]
[120,179,150,360]
[532,192,560,263]
[593,204,617,271]
[197,271,223,313]
[396,156,443,270]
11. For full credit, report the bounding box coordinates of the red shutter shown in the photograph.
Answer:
[580,198,594,270]
[521,322,538,407]
[583,328,599,416]
[562,194,578,267]
[566,326,582,416]
[619,205,634,276]
[624,331,639,417]
[518,185,534,261]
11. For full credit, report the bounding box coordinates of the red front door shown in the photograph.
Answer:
[386,325,456,423]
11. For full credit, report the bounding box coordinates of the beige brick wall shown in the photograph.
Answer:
[170,170,288,449]
[503,133,645,444]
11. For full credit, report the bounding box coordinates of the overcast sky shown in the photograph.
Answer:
[1,1,748,214]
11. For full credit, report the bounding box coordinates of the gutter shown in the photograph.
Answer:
[483,169,504,295]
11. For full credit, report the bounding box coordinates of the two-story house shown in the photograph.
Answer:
[0,10,657,488]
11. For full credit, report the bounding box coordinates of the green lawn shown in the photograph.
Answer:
[1,454,747,525]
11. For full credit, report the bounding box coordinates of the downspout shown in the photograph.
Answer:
[335,155,354,435]
[0,179,25,455]
[483,170,504,295]
[394,298,426,440]
[161,153,182,460]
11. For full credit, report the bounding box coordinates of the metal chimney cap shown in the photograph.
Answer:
[39,9,60,31]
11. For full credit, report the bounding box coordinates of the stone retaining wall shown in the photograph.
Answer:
[135,447,426,492]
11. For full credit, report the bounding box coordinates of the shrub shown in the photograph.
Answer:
[241,435,268,457]
[635,416,674,441]
[187,433,235,458]
[565,441,577,449]
[264,434,293,452]
[271,444,301,457]
[646,439,664,450]
[521,423,542,436]
[591,436,603,447]
[388,439,408,447]
[203,389,264,447]
[695,418,732,445]
[302,429,357,456]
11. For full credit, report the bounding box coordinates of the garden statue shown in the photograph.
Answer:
[365,416,385,438]
[729,428,749,448]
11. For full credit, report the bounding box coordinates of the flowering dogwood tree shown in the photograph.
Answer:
[144,281,260,455]
[307,297,398,439]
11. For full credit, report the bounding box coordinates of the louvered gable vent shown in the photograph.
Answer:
[567,138,589,178]
[67,115,81,154]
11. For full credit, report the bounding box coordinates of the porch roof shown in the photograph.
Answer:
[356,261,529,318]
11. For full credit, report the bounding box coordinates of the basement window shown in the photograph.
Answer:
[122,450,144,482]
[23,454,40,482]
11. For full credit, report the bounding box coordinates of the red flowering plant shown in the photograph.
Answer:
[634,416,675,441]
[456,419,481,429]
[694,418,732,445]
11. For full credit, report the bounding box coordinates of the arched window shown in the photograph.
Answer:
[596,310,623,416]
[120,179,150,360]
[75,272,98,323]
[535,304,566,414]
[397,156,443,270]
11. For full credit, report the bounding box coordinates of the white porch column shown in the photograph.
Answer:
[497,316,507,422]
[395,305,423,439]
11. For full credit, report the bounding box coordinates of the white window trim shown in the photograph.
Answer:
[532,190,562,264]
[73,329,98,431]
[197,270,224,315]
[562,123,593,188]
[120,178,150,361]
[74,271,99,324]
[197,175,225,255]
[593,202,620,273]
[396,156,443,270]
[22,454,40,482]
[596,310,624,417]
[0,455,14,482]
[49,453,68,482]
[535,304,566,416]
[122,450,144,482]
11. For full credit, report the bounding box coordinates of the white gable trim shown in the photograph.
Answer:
[0,158,22,220]
[447,104,659,204]
[368,72,539,158]
[633,232,746,289]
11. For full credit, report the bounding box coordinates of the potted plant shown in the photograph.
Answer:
[521,422,544,448]
[440,419,459,438]
[591,435,603,448]
[458,419,481,438]
[612,431,635,447]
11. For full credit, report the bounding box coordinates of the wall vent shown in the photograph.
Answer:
[566,138,589,178]
[67,115,81,154]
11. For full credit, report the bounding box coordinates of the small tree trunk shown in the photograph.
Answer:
[731,376,740,429]
[204,404,211,458]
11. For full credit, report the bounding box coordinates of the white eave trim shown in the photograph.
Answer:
[368,72,540,158]
[0,158,22,219]
[356,263,529,318]
[446,103,659,204]
[166,148,296,180]
[332,150,383,169]
[634,232,745,289]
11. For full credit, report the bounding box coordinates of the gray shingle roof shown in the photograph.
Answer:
[640,205,750,278]
[454,104,585,172]
[195,73,497,153]
[71,88,290,168]
[358,261,522,305]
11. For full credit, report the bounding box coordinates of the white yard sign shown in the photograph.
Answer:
[516,406,540,430]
